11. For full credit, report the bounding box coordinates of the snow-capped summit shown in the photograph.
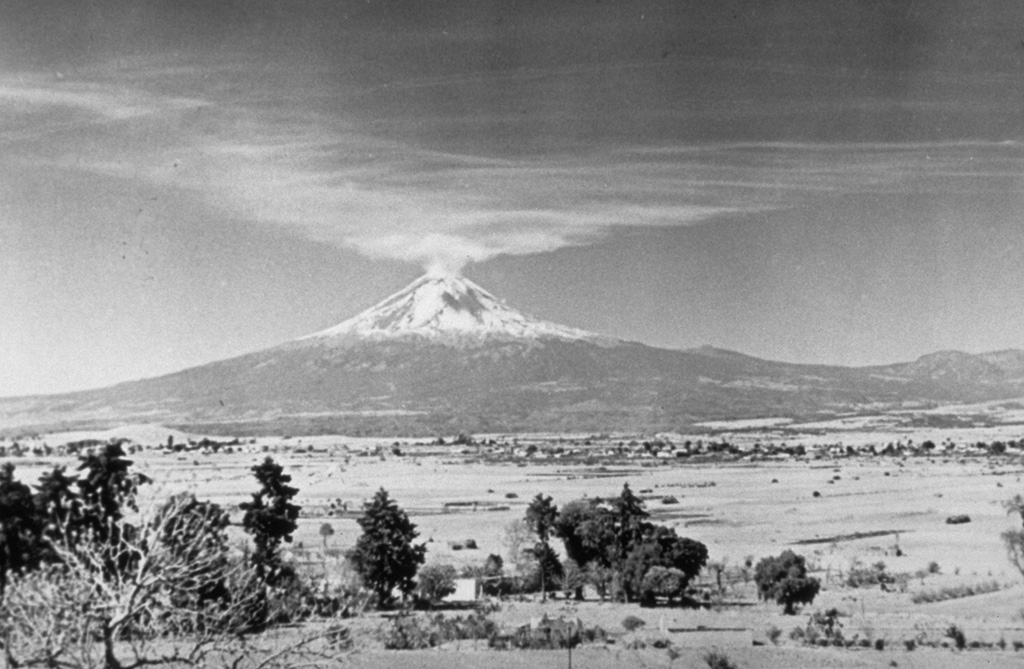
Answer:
[300,273,603,344]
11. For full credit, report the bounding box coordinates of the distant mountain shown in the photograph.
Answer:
[298,273,604,345]
[3,274,1024,436]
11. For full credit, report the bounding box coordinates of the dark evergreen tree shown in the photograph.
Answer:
[239,457,300,585]
[525,493,559,600]
[0,464,44,593]
[351,488,425,607]
[610,483,650,566]
[75,443,151,577]
[31,465,80,564]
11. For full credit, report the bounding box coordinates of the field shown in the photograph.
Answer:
[7,423,1024,668]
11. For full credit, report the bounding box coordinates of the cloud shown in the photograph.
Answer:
[9,63,1024,275]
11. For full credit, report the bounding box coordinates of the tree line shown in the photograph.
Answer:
[0,443,832,668]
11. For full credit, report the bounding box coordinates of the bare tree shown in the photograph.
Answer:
[1003,495,1024,577]
[0,493,354,669]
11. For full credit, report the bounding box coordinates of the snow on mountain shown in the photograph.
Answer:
[299,273,606,345]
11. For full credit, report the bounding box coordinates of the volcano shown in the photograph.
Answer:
[4,273,1024,436]
[297,273,605,345]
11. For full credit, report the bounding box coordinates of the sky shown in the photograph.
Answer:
[3,0,1024,396]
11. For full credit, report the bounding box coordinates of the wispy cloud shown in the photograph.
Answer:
[7,60,1023,274]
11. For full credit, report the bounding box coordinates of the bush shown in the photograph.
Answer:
[767,625,782,645]
[910,580,1003,604]
[946,624,966,650]
[874,638,885,650]
[381,614,439,649]
[704,650,738,669]
[622,615,646,632]
[946,515,971,525]
[804,608,843,646]
[381,611,498,650]
[754,551,821,614]
[846,560,892,589]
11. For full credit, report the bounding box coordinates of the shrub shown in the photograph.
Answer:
[874,638,885,650]
[767,625,782,645]
[945,515,971,525]
[381,614,438,649]
[622,615,646,632]
[946,624,966,650]
[0,494,341,669]
[910,580,1003,604]
[381,611,499,650]
[846,560,892,589]
[704,650,738,669]
[904,639,916,651]
[805,608,843,646]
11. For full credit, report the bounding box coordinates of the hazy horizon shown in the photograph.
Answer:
[5,1,1024,396]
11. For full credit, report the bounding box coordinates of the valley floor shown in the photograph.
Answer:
[9,425,1024,667]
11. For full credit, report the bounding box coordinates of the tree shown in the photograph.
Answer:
[610,483,650,567]
[1003,494,1024,576]
[240,457,301,585]
[33,464,80,560]
[623,526,708,604]
[416,563,457,605]
[0,463,44,594]
[0,494,348,669]
[558,558,587,600]
[154,492,233,607]
[553,486,707,603]
[502,518,535,589]
[76,443,151,539]
[754,550,821,614]
[351,488,425,607]
[319,522,335,553]
[641,566,690,606]
[525,493,559,600]
[553,499,607,567]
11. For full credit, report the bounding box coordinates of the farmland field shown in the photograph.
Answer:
[7,424,1024,668]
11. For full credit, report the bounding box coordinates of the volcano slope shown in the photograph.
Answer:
[3,274,1024,436]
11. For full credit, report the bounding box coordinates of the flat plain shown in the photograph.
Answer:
[9,422,1024,668]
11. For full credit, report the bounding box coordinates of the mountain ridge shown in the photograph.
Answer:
[2,273,1023,436]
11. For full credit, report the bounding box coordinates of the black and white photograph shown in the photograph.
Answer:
[3,2,1024,667]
